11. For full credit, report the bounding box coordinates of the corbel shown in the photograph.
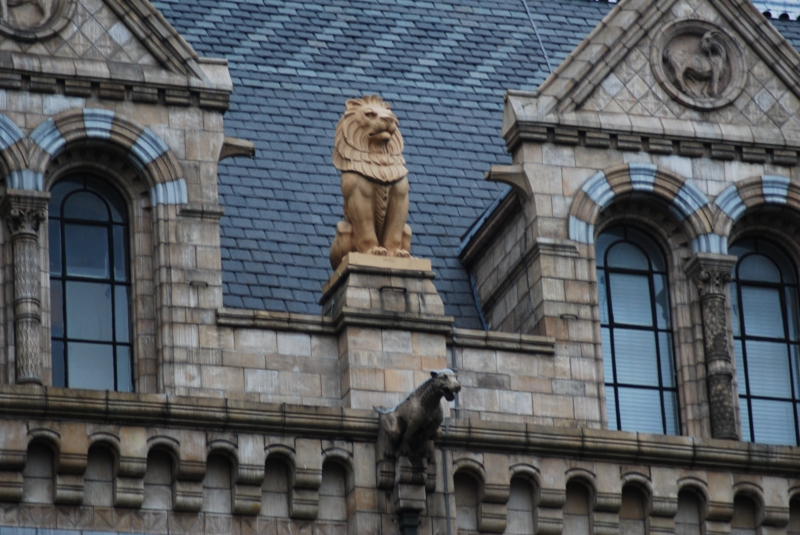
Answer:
[114,427,148,508]
[290,438,322,520]
[219,137,256,161]
[53,422,87,505]
[485,164,532,200]
[593,464,622,535]
[478,453,510,534]
[232,434,266,516]
[171,430,206,512]
[0,420,28,502]
[533,459,567,535]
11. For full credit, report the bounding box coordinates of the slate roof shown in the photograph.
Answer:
[151,0,800,329]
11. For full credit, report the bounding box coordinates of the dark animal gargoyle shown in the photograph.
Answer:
[376,369,461,459]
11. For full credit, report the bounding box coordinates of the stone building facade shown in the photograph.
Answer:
[0,0,797,534]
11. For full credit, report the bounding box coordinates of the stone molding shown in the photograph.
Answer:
[502,119,800,165]
[0,386,800,474]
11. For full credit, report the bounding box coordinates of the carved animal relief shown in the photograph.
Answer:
[0,0,73,40]
[330,95,413,269]
[652,20,745,110]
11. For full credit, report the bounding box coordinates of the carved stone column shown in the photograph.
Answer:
[1,190,49,385]
[685,253,738,440]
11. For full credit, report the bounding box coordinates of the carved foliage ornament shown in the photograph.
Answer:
[651,20,746,110]
[0,0,75,41]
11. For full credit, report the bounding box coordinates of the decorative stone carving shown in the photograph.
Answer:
[330,95,413,269]
[377,369,461,459]
[685,253,738,440]
[652,20,746,110]
[0,191,49,385]
[0,0,74,41]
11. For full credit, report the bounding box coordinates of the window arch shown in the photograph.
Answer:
[596,225,679,434]
[48,175,132,391]
[730,238,800,445]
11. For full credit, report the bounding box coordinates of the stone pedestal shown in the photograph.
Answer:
[320,253,453,409]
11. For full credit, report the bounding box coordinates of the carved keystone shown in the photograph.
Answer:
[685,253,738,440]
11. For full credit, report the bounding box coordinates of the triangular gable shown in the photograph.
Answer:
[0,0,205,80]
[534,0,800,131]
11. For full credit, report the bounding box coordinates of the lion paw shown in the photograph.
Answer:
[367,246,389,256]
[392,249,411,258]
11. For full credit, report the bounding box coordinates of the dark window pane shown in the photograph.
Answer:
[730,282,740,336]
[741,286,784,338]
[87,180,126,223]
[627,227,666,271]
[738,254,780,282]
[618,387,664,434]
[745,340,792,398]
[607,242,649,270]
[788,288,800,341]
[113,225,128,282]
[759,241,796,283]
[663,391,679,435]
[596,228,624,267]
[598,270,608,324]
[602,327,613,382]
[607,388,617,430]
[63,191,109,221]
[66,282,112,341]
[793,345,800,398]
[751,399,795,445]
[116,346,132,392]
[659,332,675,387]
[49,220,61,276]
[52,340,65,388]
[67,342,114,390]
[50,284,63,339]
[610,273,653,326]
[740,400,751,442]
[65,224,109,279]
[115,286,130,343]
[48,179,82,214]
[613,329,659,386]
[734,341,746,395]
[654,274,670,328]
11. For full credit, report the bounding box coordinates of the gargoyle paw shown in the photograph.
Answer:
[367,246,389,256]
[392,249,411,258]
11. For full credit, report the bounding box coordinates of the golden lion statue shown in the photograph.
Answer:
[330,95,412,269]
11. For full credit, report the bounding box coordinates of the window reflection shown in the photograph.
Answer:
[49,176,132,392]
[597,225,680,434]
[731,238,800,445]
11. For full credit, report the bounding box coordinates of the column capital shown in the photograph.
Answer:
[0,190,50,237]
[684,252,737,296]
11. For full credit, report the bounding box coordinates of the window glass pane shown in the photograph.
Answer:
[65,224,109,279]
[87,180,126,223]
[659,332,675,387]
[745,340,791,398]
[63,191,109,221]
[740,399,751,442]
[602,327,613,383]
[654,274,670,328]
[607,388,618,430]
[115,286,130,342]
[596,227,624,267]
[116,346,132,392]
[663,391,679,435]
[731,496,757,532]
[610,273,653,326]
[52,340,65,388]
[607,242,649,270]
[759,241,796,283]
[735,341,746,395]
[50,284,63,339]
[66,282,112,341]
[741,286,784,338]
[67,342,114,390]
[751,399,796,445]
[613,329,659,386]
[49,220,61,276]
[627,227,666,271]
[793,345,800,398]
[598,270,608,324]
[738,254,780,282]
[618,387,663,434]
[49,179,82,214]
[788,288,800,341]
[113,226,128,282]
[731,282,740,336]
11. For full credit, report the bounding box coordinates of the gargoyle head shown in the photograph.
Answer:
[430,369,461,401]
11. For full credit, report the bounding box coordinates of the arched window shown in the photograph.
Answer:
[596,226,679,434]
[731,495,757,535]
[730,238,800,445]
[454,472,479,535]
[620,486,647,535]
[506,478,535,535]
[675,490,702,535]
[564,481,591,535]
[48,176,131,391]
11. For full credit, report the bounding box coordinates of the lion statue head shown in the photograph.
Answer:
[333,95,408,183]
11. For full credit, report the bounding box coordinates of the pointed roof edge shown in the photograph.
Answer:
[533,0,800,116]
[104,0,207,80]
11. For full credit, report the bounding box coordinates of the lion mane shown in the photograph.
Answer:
[333,95,408,183]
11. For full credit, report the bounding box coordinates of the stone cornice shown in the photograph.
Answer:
[0,52,231,111]
[503,97,800,165]
[1,385,799,475]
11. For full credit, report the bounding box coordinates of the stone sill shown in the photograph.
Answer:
[0,384,797,474]
[216,308,556,354]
